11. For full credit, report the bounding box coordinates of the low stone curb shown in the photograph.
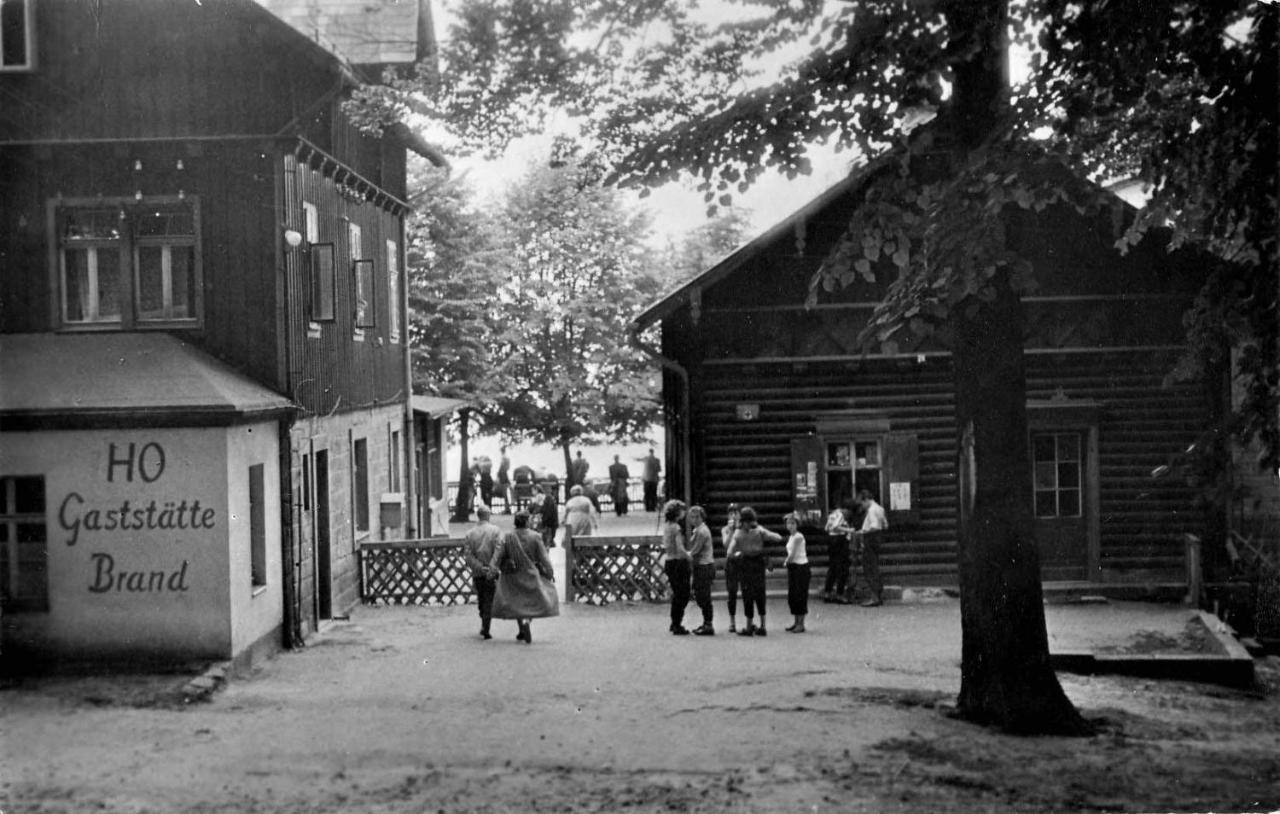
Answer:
[1050,610,1255,689]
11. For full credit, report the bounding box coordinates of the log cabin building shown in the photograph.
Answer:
[0,0,451,666]
[633,146,1228,594]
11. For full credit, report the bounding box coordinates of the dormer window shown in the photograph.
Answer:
[53,196,202,330]
[1,0,34,71]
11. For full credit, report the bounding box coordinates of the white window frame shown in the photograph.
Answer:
[386,238,401,343]
[0,0,35,72]
[51,196,202,331]
[303,202,319,244]
[389,426,402,493]
[134,216,197,323]
[348,222,365,339]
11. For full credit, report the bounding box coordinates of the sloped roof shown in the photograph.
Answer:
[632,169,873,330]
[256,0,422,67]
[411,395,468,418]
[632,128,1141,332]
[0,333,294,426]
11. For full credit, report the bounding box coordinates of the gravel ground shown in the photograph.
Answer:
[4,598,1280,813]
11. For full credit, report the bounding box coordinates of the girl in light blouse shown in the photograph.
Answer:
[783,512,810,632]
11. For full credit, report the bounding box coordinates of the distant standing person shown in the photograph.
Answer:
[538,483,560,548]
[661,500,691,635]
[854,489,888,607]
[822,502,854,604]
[497,447,512,513]
[722,503,742,633]
[686,505,716,635]
[608,455,630,516]
[570,450,590,489]
[489,511,559,644]
[783,513,810,633]
[641,448,661,512]
[478,455,494,510]
[561,484,599,545]
[730,506,782,637]
[462,505,502,640]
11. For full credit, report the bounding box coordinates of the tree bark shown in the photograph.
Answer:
[452,407,474,522]
[935,0,1088,735]
[951,274,1089,734]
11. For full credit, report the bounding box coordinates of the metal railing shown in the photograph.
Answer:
[446,477,664,512]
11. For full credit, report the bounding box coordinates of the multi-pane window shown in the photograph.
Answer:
[134,207,197,321]
[353,438,370,533]
[826,439,883,509]
[56,198,200,329]
[1033,432,1082,518]
[386,239,400,343]
[61,209,124,324]
[0,476,47,611]
[0,0,33,71]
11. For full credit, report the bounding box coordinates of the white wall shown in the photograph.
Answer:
[224,421,284,657]
[1,429,233,660]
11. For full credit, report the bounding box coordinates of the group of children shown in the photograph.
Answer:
[660,500,814,637]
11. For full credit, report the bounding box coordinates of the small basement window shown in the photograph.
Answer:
[1,0,34,72]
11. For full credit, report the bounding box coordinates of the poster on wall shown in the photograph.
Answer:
[890,481,912,512]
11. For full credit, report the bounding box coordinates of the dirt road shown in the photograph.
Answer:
[5,599,1280,813]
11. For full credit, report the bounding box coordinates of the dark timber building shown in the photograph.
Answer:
[634,154,1228,592]
[0,0,446,664]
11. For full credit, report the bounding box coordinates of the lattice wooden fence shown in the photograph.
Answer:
[360,539,474,606]
[567,536,668,605]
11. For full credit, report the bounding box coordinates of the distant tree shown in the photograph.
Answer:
[656,207,752,290]
[406,163,512,519]
[485,154,663,481]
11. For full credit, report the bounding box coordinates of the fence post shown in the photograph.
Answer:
[564,537,576,602]
[1184,533,1202,607]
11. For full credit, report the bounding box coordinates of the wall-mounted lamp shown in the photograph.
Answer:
[283,229,303,249]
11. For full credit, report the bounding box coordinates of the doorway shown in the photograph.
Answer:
[315,448,333,620]
[1031,430,1091,581]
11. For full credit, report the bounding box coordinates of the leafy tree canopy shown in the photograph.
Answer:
[362,0,1277,469]
[482,154,664,468]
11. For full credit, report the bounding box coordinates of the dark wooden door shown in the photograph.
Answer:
[1031,431,1089,581]
[315,449,333,620]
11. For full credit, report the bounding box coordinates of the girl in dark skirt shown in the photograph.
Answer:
[730,506,782,637]
[661,500,692,635]
[783,512,810,632]
[722,504,741,632]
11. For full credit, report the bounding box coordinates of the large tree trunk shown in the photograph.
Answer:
[939,0,1087,735]
[951,274,1089,734]
[452,407,474,522]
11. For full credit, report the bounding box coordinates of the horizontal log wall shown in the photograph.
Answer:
[694,357,958,584]
[688,349,1209,586]
[1026,350,1206,578]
